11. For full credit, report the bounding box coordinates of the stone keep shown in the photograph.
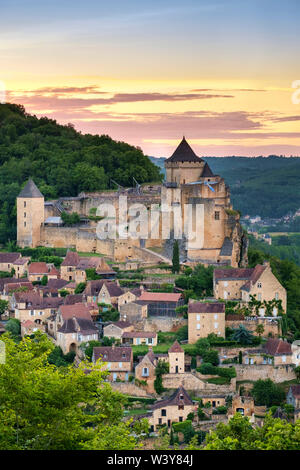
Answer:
[17,179,44,248]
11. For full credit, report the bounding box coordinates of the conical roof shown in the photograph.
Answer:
[166,137,202,163]
[18,179,43,198]
[168,340,184,353]
[201,162,214,177]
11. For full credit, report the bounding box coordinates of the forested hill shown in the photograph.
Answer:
[0,103,163,244]
[150,155,300,218]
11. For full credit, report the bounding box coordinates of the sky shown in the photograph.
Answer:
[1,0,300,157]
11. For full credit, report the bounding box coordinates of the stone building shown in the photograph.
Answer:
[188,301,225,343]
[168,340,185,374]
[148,386,195,431]
[11,292,63,324]
[137,292,184,317]
[286,385,300,421]
[214,261,287,313]
[228,396,255,421]
[16,139,247,268]
[92,345,133,382]
[121,330,157,346]
[103,321,134,341]
[57,316,98,354]
[243,338,293,366]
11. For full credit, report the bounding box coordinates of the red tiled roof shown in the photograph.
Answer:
[188,302,225,314]
[168,340,184,353]
[48,266,59,275]
[28,262,48,274]
[138,292,182,302]
[264,338,292,356]
[61,251,80,267]
[59,303,92,320]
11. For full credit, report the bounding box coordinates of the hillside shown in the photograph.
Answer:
[0,103,163,244]
[150,155,300,219]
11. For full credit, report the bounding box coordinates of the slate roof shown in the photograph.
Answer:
[220,238,233,257]
[93,346,132,363]
[152,386,193,410]
[168,340,184,353]
[214,268,258,281]
[201,162,215,177]
[264,338,292,356]
[0,252,21,263]
[110,321,133,329]
[188,302,225,314]
[58,317,98,334]
[0,277,29,292]
[63,294,86,305]
[47,279,69,290]
[165,137,202,163]
[18,179,43,198]
[14,292,63,309]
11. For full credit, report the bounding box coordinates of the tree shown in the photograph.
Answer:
[0,299,9,319]
[204,413,300,450]
[5,318,21,338]
[74,282,87,294]
[154,360,169,394]
[251,379,285,407]
[230,324,254,345]
[255,323,265,338]
[41,275,48,286]
[294,366,300,382]
[0,331,144,450]
[172,240,180,274]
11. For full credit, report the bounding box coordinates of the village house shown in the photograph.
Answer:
[92,345,133,382]
[292,340,300,367]
[1,280,33,301]
[148,386,195,431]
[11,292,64,324]
[74,257,116,283]
[228,396,255,421]
[103,321,134,341]
[0,252,21,272]
[27,262,49,282]
[47,302,92,339]
[188,301,225,343]
[286,385,300,421]
[243,338,293,366]
[60,251,80,281]
[84,280,126,308]
[168,340,185,374]
[137,292,184,317]
[214,262,287,313]
[119,300,148,323]
[121,330,157,346]
[57,316,98,354]
[12,256,30,278]
[199,395,227,409]
[47,266,60,280]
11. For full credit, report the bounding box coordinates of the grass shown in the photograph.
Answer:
[206,377,231,385]
[124,408,150,416]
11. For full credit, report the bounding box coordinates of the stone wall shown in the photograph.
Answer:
[109,382,151,397]
[223,363,296,383]
[135,317,187,333]
[162,372,235,394]
[226,317,280,337]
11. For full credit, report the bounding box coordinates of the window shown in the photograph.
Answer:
[224,281,228,287]
[158,418,162,425]
[119,362,123,368]
[257,282,262,288]
[24,212,26,218]
[161,409,166,416]
[214,322,218,329]
[142,367,149,377]
[24,201,26,207]
[214,314,218,320]
[196,314,200,321]
[275,292,279,300]
[178,405,184,410]
[24,222,26,227]
[196,323,200,330]
[215,211,220,220]
[257,293,262,301]
[147,338,153,345]
[179,417,183,422]
[282,355,286,363]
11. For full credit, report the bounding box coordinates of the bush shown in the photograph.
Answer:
[175,325,188,341]
[251,379,285,407]
[197,363,216,375]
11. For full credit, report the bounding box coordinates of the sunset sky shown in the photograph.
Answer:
[1,0,300,157]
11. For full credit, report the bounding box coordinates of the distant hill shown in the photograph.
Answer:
[0,103,163,244]
[150,155,300,218]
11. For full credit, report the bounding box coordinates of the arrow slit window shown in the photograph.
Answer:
[215,211,220,220]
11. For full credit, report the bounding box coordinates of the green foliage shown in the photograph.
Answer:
[74,282,87,294]
[251,379,285,407]
[61,211,81,226]
[47,346,75,367]
[80,340,102,361]
[0,331,143,450]
[99,306,119,322]
[175,264,213,298]
[5,318,21,338]
[175,325,188,342]
[204,412,300,450]
[154,360,169,394]
[0,299,9,318]
[41,275,48,286]
[172,240,180,274]
[230,324,254,345]
[0,103,162,244]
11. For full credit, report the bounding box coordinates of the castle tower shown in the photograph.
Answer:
[168,340,185,374]
[164,136,205,185]
[17,179,44,248]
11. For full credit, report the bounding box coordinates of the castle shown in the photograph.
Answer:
[17,138,247,267]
